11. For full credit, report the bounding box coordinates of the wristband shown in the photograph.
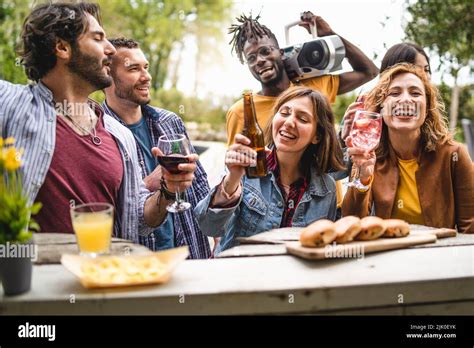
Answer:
[160,178,176,201]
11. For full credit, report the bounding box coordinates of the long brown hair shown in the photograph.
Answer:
[264,86,345,174]
[364,63,452,159]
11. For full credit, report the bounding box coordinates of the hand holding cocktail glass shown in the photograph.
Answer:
[152,134,198,213]
[345,110,381,190]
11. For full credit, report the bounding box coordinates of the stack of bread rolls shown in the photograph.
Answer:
[300,216,410,248]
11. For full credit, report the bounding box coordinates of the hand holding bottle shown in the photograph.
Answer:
[223,134,257,193]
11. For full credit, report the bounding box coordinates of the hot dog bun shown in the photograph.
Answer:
[382,219,410,237]
[300,219,337,248]
[356,216,386,241]
[335,216,362,244]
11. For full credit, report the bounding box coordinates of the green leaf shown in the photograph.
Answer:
[30,202,42,215]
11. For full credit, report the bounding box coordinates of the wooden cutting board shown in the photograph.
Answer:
[409,225,457,238]
[286,233,437,260]
[238,225,456,245]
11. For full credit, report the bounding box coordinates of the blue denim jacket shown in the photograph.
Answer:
[195,168,345,255]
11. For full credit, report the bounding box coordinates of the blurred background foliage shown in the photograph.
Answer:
[0,0,472,142]
[404,0,473,142]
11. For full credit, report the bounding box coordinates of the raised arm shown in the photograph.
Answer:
[300,12,379,94]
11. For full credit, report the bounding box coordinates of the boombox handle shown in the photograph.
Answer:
[284,19,318,46]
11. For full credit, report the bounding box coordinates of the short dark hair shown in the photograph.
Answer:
[228,13,279,64]
[264,86,346,174]
[108,37,140,50]
[19,2,102,81]
[380,43,431,74]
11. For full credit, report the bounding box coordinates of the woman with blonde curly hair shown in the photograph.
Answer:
[342,63,473,233]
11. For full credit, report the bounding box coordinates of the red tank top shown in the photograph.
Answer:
[35,106,124,233]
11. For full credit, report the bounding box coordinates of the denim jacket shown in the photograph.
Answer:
[195,168,345,255]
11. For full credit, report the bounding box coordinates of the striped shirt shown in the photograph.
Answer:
[103,102,212,259]
[0,80,154,242]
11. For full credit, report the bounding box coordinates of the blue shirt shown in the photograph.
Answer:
[127,117,157,174]
[125,115,174,251]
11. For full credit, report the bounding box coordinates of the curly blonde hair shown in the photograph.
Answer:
[364,63,452,159]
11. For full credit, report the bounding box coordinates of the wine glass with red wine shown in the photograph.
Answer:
[346,110,382,190]
[156,134,191,213]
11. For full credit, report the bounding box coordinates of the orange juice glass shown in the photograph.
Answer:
[70,203,114,257]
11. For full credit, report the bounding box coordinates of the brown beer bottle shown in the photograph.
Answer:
[242,91,268,178]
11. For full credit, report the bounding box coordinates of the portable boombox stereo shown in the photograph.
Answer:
[282,17,346,81]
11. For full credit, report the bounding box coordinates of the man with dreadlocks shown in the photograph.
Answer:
[226,11,378,211]
[227,12,378,145]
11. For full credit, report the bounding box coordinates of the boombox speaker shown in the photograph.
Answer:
[282,18,346,81]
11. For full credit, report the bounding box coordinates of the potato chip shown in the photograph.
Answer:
[80,255,167,284]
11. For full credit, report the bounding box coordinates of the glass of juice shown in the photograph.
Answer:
[70,203,114,257]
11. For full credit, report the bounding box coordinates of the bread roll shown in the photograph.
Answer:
[335,216,362,244]
[356,216,386,241]
[382,219,410,238]
[300,219,337,248]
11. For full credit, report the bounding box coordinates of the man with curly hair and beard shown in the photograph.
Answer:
[0,2,197,243]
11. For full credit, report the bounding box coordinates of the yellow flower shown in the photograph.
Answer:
[5,137,15,145]
[0,137,3,148]
[4,147,22,172]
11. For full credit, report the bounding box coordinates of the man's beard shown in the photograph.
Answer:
[113,77,151,106]
[67,45,112,90]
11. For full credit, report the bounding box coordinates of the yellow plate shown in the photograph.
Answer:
[61,246,189,289]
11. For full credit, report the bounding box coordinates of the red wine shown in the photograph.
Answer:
[157,155,190,174]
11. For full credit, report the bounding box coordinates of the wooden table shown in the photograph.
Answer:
[1,235,473,315]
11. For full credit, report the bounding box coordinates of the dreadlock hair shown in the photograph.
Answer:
[228,13,279,64]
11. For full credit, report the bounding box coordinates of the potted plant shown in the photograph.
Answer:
[0,137,41,296]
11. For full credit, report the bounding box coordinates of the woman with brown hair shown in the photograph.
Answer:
[195,86,347,254]
[342,63,473,233]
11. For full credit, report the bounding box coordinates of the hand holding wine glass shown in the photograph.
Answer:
[345,140,376,184]
[152,134,198,213]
